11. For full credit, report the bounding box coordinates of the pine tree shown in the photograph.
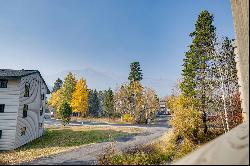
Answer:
[71,78,89,117]
[88,89,100,117]
[98,91,104,116]
[61,72,77,104]
[52,78,63,92]
[103,88,114,118]
[128,62,143,82]
[59,101,72,126]
[180,10,217,134]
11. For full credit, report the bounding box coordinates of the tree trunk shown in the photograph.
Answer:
[202,110,208,134]
[221,74,230,132]
[220,111,227,133]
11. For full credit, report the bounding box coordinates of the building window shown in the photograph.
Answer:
[0,130,2,138]
[24,83,30,97]
[0,104,5,113]
[40,107,43,116]
[0,79,8,88]
[23,104,28,118]
[41,94,45,100]
[39,123,43,128]
[21,127,26,136]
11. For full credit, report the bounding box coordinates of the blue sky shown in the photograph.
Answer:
[0,0,235,97]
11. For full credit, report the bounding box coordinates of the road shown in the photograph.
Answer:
[24,115,170,165]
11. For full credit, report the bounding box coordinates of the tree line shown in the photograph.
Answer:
[166,10,243,146]
[48,62,160,125]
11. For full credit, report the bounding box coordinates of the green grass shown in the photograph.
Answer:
[22,128,131,149]
[0,126,136,165]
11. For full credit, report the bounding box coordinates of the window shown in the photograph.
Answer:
[21,127,26,136]
[39,123,43,128]
[24,83,30,97]
[40,107,43,116]
[41,94,45,100]
[23,104,28,118]
[0,79,8,88]
[0,104,5,113]
[0,130,2,138]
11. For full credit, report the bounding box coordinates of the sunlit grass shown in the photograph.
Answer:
[0,125,140,165]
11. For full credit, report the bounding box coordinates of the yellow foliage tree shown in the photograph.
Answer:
[71,78,89,117]
[114,81,159,124]
[168,95,202,142]
[48,89,62,118]
[143,87,159,121]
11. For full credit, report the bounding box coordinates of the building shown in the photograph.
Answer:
[0,69,50,150]
[158,100,170,115]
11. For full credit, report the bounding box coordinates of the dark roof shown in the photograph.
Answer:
[0,69,50,94]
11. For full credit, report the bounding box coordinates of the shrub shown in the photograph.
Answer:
[174,138,196,160]
[122,113,134,122]
[98,144,116,165]
[168,95,202,143]
[98,131,179,165]
[59,102,72,125]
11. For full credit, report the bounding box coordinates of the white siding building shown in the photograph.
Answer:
[0,69,50,150]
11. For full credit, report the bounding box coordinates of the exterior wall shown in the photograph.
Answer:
[231,0,249,121]
[0,80,20,150]
[14,73,47,149]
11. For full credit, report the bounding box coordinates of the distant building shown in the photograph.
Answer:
[158,100,170,115]
[0,69,50,150]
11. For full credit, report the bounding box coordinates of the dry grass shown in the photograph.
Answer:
[0,125,141,165]
[70,117,131,124]
[98,128,225,165]
[98,129,199,165]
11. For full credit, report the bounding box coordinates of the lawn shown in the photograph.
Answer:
[70,116,132,125]
[0,125,140,165]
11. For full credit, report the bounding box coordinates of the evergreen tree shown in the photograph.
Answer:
[180,10,217,134]
[98,91,104,116]
[71,78,89,117]
[103,88,114,117]
[61,72,77,104]
[128,62,143,82]
[59,101,72,126]
[52,78,63,92]
[88,89,100,117]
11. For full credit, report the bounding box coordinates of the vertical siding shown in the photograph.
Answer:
[14,73,47,149]
[0,80,20,150]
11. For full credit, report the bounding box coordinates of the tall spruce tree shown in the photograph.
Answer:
[88,89,100,117]
[180,10,217,134]
[128,62,143,82]
[103,88,114,118]
[98,91,104,116]
[52,78,63,92]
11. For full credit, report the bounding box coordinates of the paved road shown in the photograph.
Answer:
[24,116,170,165]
